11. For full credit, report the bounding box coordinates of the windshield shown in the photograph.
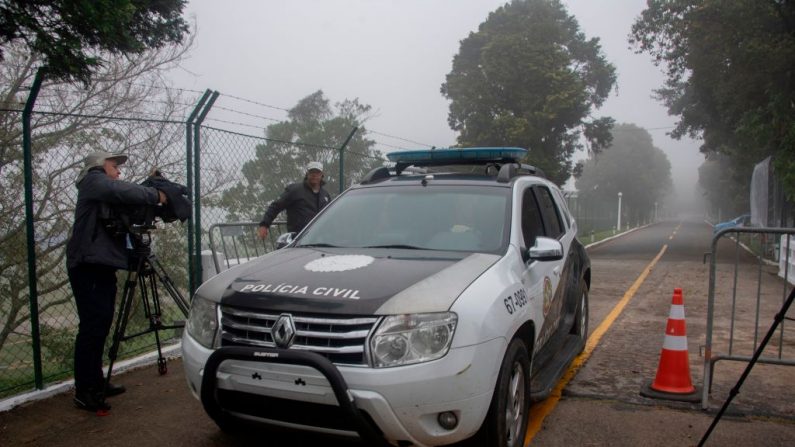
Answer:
[297,185,511,253]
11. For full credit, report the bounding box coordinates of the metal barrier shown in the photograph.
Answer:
[780,234,795,285]
[702,226,795,409]
[205,221,288,278]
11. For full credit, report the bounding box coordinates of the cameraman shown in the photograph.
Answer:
[65,151,167,413]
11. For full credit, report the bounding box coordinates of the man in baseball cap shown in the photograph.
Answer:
[258,161,331,238]
[66,150,166,413]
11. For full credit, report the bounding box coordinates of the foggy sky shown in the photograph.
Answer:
[167,0,704,213]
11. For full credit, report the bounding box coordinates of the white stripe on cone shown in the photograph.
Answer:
[662,335,688,351]
[668,304,685,320]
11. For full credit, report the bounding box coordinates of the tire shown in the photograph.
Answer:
[477,338,531,447]
[570,281,589,352]
[214,412,243,434]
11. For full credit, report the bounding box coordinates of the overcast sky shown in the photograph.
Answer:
[167,0,704,211]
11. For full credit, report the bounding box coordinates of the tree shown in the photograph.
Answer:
[0,0,189,84]
[214,90,384,222]
[631,0,795,205]
[575,123,672,224]
[441,0,616,185]
[697,153,747,220]
[0,39,194,384]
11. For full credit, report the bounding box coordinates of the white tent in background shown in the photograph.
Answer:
[750,156,770,228]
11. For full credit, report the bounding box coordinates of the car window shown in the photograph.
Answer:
[534,186,564,239]
[552,188,571,229]
[521,188,545,247]
[297,185,511,253]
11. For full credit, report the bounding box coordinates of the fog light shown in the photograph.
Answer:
[437,411,458,430]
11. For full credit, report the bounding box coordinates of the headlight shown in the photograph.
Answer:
[370,312,457,368]
[186,296,218,349]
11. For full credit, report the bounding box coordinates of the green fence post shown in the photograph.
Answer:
[186,90,212,298]
[192,91,219,292]
[338,127,358,194]
[22,69,45,389]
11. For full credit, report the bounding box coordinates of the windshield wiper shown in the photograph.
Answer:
[361,244,428,250]
[297,243,341,248]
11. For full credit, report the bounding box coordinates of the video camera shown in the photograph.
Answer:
[100,170,191,235]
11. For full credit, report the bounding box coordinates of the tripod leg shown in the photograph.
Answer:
[140,264,168,375]
[149,272,168,375]
[151,254,190,375]
[148,255,191,375]
[149,255,190,316]
[111,253,187,378]
[105,268,140,392]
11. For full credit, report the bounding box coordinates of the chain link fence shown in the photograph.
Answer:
[0,107,191,398]
[0,101,388,399]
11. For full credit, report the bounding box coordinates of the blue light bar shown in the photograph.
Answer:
[386,147,527,163]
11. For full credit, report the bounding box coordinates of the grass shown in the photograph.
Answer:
[0,304,184,399]
[581,228,623,246]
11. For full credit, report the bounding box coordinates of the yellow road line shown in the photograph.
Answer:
[524,243,669,445]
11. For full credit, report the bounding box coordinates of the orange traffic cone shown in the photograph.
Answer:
[640,288,700,402]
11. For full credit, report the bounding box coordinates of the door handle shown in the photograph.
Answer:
[553,266,561,276]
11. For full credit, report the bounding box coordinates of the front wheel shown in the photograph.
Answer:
[477,338,531,447]
[571,281,589,353]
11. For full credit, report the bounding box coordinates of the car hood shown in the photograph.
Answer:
[205,247,500,315]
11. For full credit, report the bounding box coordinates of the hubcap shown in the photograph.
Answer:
[579,292,587,337]
[505,362,525,445]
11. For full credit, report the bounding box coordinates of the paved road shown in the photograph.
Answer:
[533,219,794,446]
[1,218,793,446]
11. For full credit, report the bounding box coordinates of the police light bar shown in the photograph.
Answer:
[386,147,527,163]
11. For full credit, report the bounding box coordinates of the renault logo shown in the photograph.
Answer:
[272,313,296,348]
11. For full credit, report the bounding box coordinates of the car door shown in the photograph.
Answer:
[519,185,565,352]
[535,184,574,332]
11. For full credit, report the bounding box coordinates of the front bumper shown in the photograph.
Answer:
[183,333,505,447]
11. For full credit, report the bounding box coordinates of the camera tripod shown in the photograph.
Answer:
[104,230,190,391]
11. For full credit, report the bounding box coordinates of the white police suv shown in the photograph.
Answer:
[183,147,590,447]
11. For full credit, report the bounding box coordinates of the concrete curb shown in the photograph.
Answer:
[0,343,182,413]
[584,223,655,250]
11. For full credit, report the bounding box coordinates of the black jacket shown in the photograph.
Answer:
[259,180,332,233]
[66,168,160,270]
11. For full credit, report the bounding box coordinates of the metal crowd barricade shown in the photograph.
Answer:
[206,220,288,279]
[702,226,795,409]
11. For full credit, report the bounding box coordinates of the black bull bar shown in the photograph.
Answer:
[200,346,390,446]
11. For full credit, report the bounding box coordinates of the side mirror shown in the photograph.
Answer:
[275,232,296,249]
[527,236,564,262]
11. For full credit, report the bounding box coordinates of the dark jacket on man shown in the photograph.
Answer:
[259,180,332,233]
[66,168,161,270]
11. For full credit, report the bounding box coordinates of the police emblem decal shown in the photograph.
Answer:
[542,276,553,316]
[304,254,374,272]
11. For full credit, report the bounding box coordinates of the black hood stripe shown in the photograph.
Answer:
[375,253,500,314]
[218,248,481,315]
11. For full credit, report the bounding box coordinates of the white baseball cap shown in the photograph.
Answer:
[77,151,128,182]
[84,151,128,168]
[306,161,323,172]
